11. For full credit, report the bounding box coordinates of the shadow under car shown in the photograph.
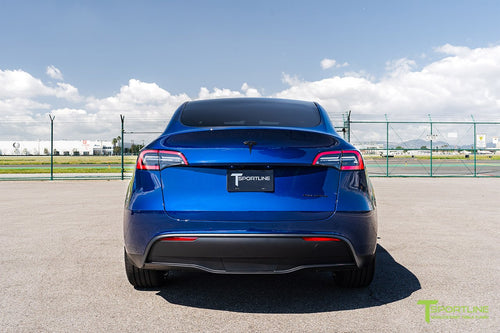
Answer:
[150,244,420,314]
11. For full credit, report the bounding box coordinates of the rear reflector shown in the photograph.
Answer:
[313,150,364,170]
[160,236,198,242]
[302,237,340,242]
[137,149,188,170]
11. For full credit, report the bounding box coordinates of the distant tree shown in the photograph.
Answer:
[395,145,408,153]
[420,146,428,150]
[43,148,49,155]
[130,143,144,154]
[112,136,122,155]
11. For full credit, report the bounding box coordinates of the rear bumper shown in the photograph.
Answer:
[141,235,356,274]
[124,210,377,273]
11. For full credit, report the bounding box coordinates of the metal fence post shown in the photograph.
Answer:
[385,114,389,177]
[49,114,55,180]
[472,115,477,177]
[341,113,346,140]
[347,110,351,142]
[121,115,125,180]
[429,114,433,177]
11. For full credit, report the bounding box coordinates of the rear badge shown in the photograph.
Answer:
[227,170,274,192]
[243,140,257,154]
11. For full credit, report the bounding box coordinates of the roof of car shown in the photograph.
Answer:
[163,97,338,134]
[180,98,322,127]
[184,97,316,110]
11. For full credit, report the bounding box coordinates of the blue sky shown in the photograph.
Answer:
[1,0,500,140]
[1,0,499,97]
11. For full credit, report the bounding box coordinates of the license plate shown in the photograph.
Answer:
[227,170,274,192]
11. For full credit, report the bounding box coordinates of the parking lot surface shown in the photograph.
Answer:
[0,178,498,332]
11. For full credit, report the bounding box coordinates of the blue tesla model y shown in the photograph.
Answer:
[123,98,377,288]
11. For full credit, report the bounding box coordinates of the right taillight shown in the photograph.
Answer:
[136,149,188,170]
[313,150,364,170]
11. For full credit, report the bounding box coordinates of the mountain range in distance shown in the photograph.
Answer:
[356,139,497,149]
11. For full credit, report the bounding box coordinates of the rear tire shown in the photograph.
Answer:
[124,249,167,288]
[334,256,375,288]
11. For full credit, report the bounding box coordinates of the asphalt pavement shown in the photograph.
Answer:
[0,179,498,332]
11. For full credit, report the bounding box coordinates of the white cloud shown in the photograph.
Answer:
[281,73,302,86]
[0,98,50,117]
[278,45,500,121]
[321,58,337,69]
[197,87,243,99]
[342,70,376,81]
[384,58,417,77]
[45,108,104,138]
[2,44,500,142]
[321,58,349,70]
[241,83,261,97]
[0,69,81,138]
[197,84,262,100]
[86,79,191,134]
[51,107,88,118]
[0,69,52,98]
[88,79,180,112]
[54,82,81,102]
[435,44,471,56]
[46,65,64,80]
[0,69,80,102]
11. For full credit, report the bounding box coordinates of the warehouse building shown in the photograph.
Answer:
[0,140,113,156]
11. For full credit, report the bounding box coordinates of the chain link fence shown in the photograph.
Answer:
[1,113,499,180]
[348,119,500,177]
[0,115,171,180]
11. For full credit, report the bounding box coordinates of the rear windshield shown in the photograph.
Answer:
[180,99,321,127]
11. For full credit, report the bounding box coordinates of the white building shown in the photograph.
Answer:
[0,140,113,156]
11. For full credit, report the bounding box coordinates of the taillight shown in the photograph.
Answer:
[136,149,188,170]
[302,237,340,241]
[313,150,364,170]
[160,236,197,241]
[339,150,365,170]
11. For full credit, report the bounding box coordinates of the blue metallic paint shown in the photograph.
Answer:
[160,166,339,214]
[124,211,377,269]
[123,98,377,273]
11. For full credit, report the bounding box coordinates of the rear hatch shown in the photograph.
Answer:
[159,128,341,221]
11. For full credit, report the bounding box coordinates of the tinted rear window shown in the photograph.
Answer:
[180,99,321,127]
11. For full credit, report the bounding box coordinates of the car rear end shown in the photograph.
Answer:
[123,98,377,287]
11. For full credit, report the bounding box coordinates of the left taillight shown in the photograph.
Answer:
[312,150,364,170]
[159,236,197,242]
[136,149,188,170]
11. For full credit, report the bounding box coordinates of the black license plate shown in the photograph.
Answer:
[227,170,274,192]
